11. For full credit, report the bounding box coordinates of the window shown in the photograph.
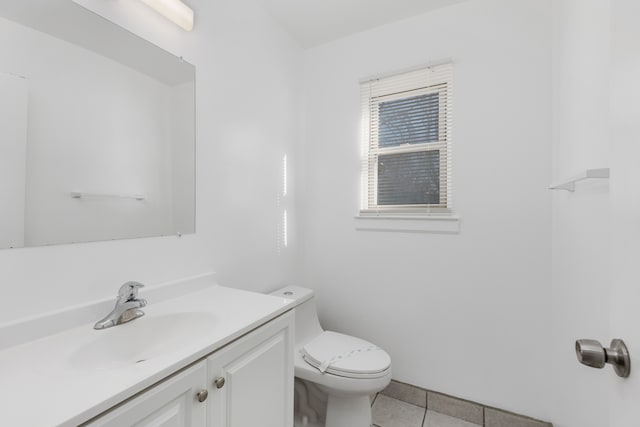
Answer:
[360,63,453,216]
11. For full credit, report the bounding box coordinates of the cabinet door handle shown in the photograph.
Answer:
[196,389,208,402]
[214,377,226,389]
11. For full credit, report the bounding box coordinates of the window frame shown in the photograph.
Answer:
[360,64,453,218]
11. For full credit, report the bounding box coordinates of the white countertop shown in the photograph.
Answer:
[0,283,295,427]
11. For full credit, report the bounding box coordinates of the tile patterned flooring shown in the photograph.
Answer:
[372,394,481,427]
[370,380,552,427]
[294,380,552,426]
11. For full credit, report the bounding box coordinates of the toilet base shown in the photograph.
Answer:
[325,394,372,427]
[294,414,325,427]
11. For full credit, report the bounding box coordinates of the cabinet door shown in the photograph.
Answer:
[87,361,208,427]
[207,312,294,427]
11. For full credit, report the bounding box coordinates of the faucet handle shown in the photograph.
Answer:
[117,281,145,301]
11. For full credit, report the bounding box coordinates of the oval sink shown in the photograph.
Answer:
[70,312,216,371]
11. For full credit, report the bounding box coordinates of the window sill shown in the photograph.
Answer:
[354,215,460,234]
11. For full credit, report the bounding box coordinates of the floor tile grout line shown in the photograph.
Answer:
[422,392,428,427]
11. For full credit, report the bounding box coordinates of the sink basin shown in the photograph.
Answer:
[70,312,216,370]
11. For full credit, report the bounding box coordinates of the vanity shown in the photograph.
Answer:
[0,276,295,426]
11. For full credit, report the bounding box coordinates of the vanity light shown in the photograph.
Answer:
[138,0,194,31]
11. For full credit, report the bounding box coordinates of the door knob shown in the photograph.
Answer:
[575,338,630,378]
[214,377,226,389]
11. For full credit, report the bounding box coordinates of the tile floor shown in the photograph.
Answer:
[370,381,552,427]
[372,394,481,427]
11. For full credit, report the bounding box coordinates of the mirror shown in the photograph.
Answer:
[0,0,195,249]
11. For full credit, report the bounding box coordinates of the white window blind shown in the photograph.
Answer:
[360,62,453,216]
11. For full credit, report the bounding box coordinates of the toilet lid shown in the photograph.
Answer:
[301,331,391,379]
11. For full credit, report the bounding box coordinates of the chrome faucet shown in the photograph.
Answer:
[94,282,147,330]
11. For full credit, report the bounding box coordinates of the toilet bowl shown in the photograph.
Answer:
[271,286,391,427]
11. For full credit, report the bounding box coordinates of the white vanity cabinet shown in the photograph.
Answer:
[207,312,294,427]
[86,312,294,427]
[86,361,208,427]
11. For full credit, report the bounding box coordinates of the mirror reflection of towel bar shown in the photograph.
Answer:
[70,192,145,201]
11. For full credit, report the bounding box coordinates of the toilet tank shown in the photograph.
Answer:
[270,286,324,347]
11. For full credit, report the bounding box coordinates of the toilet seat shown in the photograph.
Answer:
[301,331,391,379]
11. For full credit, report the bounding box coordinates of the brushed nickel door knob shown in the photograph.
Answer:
[214,377,226,389]
[575,339,606,368]
[575,338,631,378]
[196,390,208,402]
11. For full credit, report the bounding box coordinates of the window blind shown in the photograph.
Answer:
[360,62,453,216]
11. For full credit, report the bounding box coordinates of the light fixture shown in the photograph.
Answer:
[138,0,194,31]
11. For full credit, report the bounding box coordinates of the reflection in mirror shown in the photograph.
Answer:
[0,0,195,249]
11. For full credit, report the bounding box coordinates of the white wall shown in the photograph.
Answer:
[0,72,28,249]
[299,0,553,420]
[550,1,612,426]
[0,0,301,323]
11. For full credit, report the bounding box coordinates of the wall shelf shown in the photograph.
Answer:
[71,192,145,201]
[548,168,610,192]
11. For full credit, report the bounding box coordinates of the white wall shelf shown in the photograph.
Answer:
[71,192,145,201]
[548,168,610,192]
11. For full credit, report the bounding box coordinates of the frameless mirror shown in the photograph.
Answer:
[0,0,195,249]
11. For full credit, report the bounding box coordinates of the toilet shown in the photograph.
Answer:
[271,286,392,427]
